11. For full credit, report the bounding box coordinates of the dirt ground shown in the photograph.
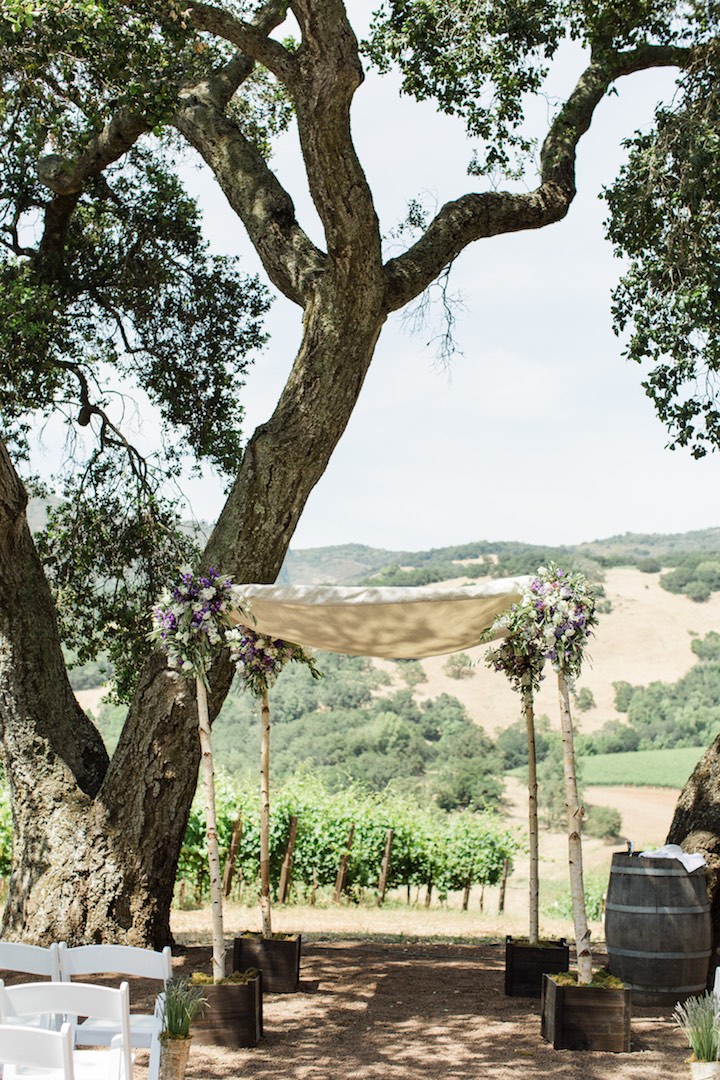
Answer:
[163,939,689,1080]
[163,785,690,1079]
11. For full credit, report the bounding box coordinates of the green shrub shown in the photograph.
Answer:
[544,875,606,922]
[584,804,623,840]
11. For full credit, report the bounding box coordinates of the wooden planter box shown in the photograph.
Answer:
[191,975,263,1048]
[233,933,301,994]
[540,974,631,1052]
[504,936,569,997]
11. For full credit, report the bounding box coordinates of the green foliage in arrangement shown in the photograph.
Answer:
[177,774,516,903]
[579,746,704,788]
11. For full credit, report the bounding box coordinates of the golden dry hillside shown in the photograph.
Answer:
[376,567,720,738]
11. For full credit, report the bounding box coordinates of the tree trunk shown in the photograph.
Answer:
[557,672,592,984]
[0,273,386,945]
[667,736,720,959]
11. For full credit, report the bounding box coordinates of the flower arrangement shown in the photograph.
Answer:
[484,563,598,982]
[149,568,236,680]
[525,564,597,680]
[160,978,207,1040]
[226,626,321,697]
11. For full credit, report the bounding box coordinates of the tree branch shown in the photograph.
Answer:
[37,109,151,196]
[186,0,297,87]
[384,42,693,313]
[174,95,324,305]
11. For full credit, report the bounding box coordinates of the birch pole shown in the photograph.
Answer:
[522,679,540,946]
[196,674,226,982]
[259,687,272,939]
[557,671,592,985]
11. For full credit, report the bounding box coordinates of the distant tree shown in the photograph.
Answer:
[537,736,585,831]
[584,805,623,840]
[613,680,636,713]
[495,714,551,771]
[578,719,640,756]
[395,659,428,688]
[431,727,503,812]
[692,632,720,663]
[443,653,475,680]
[575,687,596,712]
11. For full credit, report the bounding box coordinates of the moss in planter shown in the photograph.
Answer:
[551,968,625,989]
[190,969,260,985]
[512,938,567,949]
[238,932,298,941]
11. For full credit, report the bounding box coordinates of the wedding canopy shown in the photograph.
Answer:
[229,577,529,659]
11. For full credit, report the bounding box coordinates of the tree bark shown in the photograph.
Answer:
[667,736,720,959]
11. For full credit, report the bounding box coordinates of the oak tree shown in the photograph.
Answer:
[1,0,719,945]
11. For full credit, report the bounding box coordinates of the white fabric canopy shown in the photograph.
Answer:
[229,577,528,659]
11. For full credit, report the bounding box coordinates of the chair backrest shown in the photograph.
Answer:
[0,942,61,980]
[0,980,132,1080]
[58,944,172,986]
[0,1021,75,1077]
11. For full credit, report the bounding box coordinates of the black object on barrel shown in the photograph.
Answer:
[605,851,712,1005]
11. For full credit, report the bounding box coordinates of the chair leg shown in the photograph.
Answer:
[148,1031,161,1080]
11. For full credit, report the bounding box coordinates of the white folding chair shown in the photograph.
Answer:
[0,943,63,1028]
[0,1021,76,1080]
[0,981,133,1080]
[0,942,62,981]
[58,944,171,1080]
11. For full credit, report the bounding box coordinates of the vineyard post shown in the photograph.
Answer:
[334,824,355,902]
[377,828,394,905]
[222,816,243,897]
[278,815,299,904]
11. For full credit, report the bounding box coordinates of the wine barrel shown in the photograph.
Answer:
[605,852,712,1005]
